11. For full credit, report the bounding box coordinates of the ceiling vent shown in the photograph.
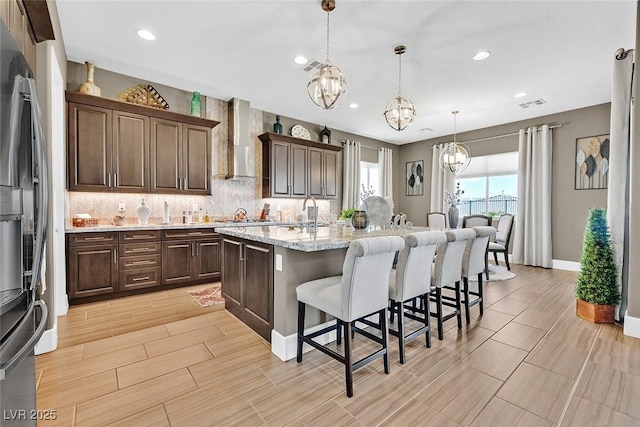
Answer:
[301,59,323,73]
[519,98,547,109]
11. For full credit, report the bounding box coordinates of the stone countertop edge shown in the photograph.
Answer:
[65,221,299,233]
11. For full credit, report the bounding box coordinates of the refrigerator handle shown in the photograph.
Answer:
[25,78,48,294]
[0,301,48,381]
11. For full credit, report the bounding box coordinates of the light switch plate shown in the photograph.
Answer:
[275,254,282,272]
[118,203,125,212]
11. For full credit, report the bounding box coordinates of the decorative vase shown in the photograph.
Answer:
[78,61,101,96]
[576,299,615,323]
[190,91,202,117]
[136,198,151,226]
[273,115,283,134]
[448,205,459,229]
[352,210,369,230]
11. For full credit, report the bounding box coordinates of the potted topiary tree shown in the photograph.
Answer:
[575,208,620,323]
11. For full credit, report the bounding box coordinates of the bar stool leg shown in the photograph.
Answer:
[344,321,353,398]
[297,301,306,363]
[436,288,444,340]
[455,281,462,330]
[463,277,471,324]
[424,294,432,348]
[381,308,390,374]
[478,273,484,315]
[397,301,406,364]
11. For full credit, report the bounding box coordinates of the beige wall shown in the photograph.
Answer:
[397,103,611,262]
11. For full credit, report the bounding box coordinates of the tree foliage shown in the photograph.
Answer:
[575,208,620,305]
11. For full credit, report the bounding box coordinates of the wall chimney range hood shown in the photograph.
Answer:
[223,98,259,180]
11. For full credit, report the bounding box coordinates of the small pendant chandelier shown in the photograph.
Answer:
[439,111,471,174]
[307,0,347,110]
[384,45,416,131]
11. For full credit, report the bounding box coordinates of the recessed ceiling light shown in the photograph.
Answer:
[294,55,308,65]
[420,127,434,133]
[137,30,156,41]
[514,92,527,98]
[473,51,491,61]
[349,103,359,109]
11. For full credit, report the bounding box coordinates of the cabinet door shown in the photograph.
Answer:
[67,103,112,191]
[113,111,149,192]
[222,238,242,306]
[243,242,273,340]
[150,118,182,193]
[323,150,338,199]
[161,240,193,284]
[270,141,290,197]
[183,124,210,194]
[194,238,221,280]
[290,144,308,197]
[308,147,324,198]
[67,245,118,299]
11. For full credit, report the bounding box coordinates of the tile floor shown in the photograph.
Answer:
[35,266,640,426]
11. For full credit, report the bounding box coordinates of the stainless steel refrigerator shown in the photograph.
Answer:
[0,19,48,427]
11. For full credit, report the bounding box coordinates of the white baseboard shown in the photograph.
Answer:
[624,311,640,338]
[552,260,581,271]
[271,320,337,361]
[35,320,58,355]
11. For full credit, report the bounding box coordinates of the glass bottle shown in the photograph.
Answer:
[190,91,202,117]
[273,115,283,134]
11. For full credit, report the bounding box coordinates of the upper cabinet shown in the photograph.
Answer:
[66,91,218,195]
[259,132,341,200]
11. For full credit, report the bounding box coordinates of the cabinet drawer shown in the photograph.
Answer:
[120,254,161,270]
[119,230,160,243]
[119,267,161,291]
[162,229,217,240]
[120,241,161,256]
[67,232,117,247]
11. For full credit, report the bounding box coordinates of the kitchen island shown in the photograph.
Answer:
[215,225,431,360]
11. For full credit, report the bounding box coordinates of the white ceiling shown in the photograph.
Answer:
[56,0,636,145]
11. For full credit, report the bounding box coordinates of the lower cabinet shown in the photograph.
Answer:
[161,229,222,285]
[67,243,118,299]
[221,236,273,341]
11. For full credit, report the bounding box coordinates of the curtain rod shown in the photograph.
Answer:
[340,139,395,152]
[457,124,563,145]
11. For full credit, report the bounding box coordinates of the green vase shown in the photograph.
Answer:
[273,115,283,134]
[190,91,201,117]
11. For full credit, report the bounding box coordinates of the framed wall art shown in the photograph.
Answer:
[406,160,424,196]
[575,134,610,190]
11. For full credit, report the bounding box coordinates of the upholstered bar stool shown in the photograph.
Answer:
[462,214,492,279]
[296,236,404,398]
[430,229,476,340]
[461,226,496,323]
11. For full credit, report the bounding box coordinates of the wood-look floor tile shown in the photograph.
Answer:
[38,370,118,409]
[36,344,84,371]
[491,322,545,351]
[257,353,336,386]
[75,369,197,426]
[105,405,170,427]
[487,298,531,316]
[414,364,503,427]
[333,368,427,425]
[574,361,640,419]
[37,405,75,427]
[82,325,169,359]
[444,324,494,353]
[512,308,560,331]
[506,288,548,304]
[599,323,640,348]
[107,292,163,307]
[164,310,229,335]
[143,324,226,357]
[467,309,514,332]
[400,342,466,384]
[379,399,460,426]
[286,400,361,426]
[560,395,640,427]
[117,343,213,388]
[110,315,183,336]
[39,345,148,386]
[204,329,269,357]
[85,303,146,320]
[70,300,110,311]
[497,362,574,423]
[165,365,271,426]
[525,337,588,378]
[150,293,200,307]
[57,322,113,348]
[589,337,640,377]
[470,397,554,427]
[462,339,527,381]
[543,318,599,351]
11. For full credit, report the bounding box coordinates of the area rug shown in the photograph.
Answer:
[187,286,225,307]
[469,264,515,282]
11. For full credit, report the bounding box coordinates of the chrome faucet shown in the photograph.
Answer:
[302,196,318,233]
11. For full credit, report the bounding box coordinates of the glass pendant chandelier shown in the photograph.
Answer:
[307,0,347,110]
[439,111,471,174]
[384,45,416,131]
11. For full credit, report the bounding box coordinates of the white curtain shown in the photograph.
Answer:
[513,126,553,268]
[608,49,634,320]
[342,140,361,210]
[378,147,393,201]
[430,143,454,213]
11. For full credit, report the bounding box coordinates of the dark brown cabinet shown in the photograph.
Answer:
[119,230,161,291]
[259,132,341,200]
[221,236,273,341]
[161,229,222,285]
[66,92,218,195]
[67,232,118,300]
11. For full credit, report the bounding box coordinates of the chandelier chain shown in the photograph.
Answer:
[326,12,330,63]
[398,52,402,96]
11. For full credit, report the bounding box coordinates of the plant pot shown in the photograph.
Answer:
[576,298,615,323]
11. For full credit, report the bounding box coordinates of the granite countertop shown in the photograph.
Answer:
[65,221,298,233]
[215,225,433,252]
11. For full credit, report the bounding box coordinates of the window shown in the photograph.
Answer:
[360,161,379,196]
[456,152,518,216]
